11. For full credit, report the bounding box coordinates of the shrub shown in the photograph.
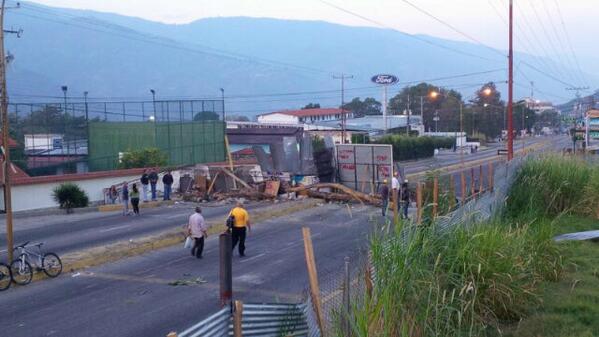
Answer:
[375,135,454,161]
[118,147,167,169]
[52,183,89,212]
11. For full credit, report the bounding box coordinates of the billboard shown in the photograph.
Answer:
[335,144,393,193]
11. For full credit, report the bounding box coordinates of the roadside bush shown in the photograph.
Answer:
[375,135,454,161]
[346,220,562,337]
[52,183,89,212]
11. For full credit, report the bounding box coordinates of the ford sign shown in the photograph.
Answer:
[371,74,399,85]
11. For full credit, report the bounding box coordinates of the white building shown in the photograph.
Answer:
[523,98,554,114]
[24,134,64,152]
[257,108,351,125]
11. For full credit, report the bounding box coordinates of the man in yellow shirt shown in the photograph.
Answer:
[228,202,251,257]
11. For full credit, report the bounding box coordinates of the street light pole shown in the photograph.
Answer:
[150,89,156,121]
[220,88,225,122]
[61,85,68,114]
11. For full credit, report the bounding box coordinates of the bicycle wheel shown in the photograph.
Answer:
[42,253,62,278]
[0,263,11,291]
[10,258,33,285]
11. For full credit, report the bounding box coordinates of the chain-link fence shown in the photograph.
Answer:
[5,100,225,176]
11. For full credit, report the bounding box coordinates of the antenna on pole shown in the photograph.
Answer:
[333,73,353,144]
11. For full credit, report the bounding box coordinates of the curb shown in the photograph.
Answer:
[97,200,175,212]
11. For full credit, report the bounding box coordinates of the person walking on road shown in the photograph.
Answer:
[400,180,410,219]
[121,182,130,216]
[392,172,400,211]
[228,202,251,257]
[187,207,208,259]
[162,170,174,201]
[379,179,389,216]
[140,170,149,202]
[149,169,158,201]
[130,183,140,216]
[109,185,118,204]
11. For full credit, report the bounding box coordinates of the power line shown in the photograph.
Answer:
[318,0,503,63]
[552,0,589,87]
[398,0,505,58]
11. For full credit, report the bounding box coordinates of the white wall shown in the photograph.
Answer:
[257,113,299,125]
[0,171,183,212]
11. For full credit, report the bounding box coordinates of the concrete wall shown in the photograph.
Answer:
[0,171,183,212]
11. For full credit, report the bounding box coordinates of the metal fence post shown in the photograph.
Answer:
[416,182,423,224]
[343,256,351,336]
[479,164,484,194]
[220,232,233,307]
[460,171,466,205]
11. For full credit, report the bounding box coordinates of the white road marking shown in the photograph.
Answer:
[239,253,265,263]
[99,225,131,233]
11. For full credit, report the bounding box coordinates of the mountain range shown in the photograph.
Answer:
[4,1,596,118]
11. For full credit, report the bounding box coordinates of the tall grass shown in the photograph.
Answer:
[344,220,562,337]
[506,155,599,219]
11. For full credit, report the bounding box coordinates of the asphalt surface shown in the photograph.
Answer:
[0,203,381,337]
[0,201,273,257]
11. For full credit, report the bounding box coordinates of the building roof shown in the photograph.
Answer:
[587,109,599,118]
[261,108,347,118]
[0,133,18,148]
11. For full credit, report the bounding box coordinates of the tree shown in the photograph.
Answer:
[226,115,250,122]
[302,103,321,109]
[388,83,463,132]
[342,97,381,117]
[193,111,220,121]
[471,82,505,140]
[118,147,168,169]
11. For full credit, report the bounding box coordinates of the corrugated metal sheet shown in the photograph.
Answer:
[178,307,230,337]
[177,302,320,337]
[241,303,308,337]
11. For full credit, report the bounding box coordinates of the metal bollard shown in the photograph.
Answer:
[220,232,233,307]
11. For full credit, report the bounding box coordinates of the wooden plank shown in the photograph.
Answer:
[461,171,466,205]
[264,180,280,197]
[207,171,221,195]
[221,168,252,190]
[392,188,398,224]
[488,163,494,192]
[416,182,423,224]
[233,300,243,337]
[470,167,475,198]
[479,165,484,195]
[302,227,325,335]
[224,135,237,190]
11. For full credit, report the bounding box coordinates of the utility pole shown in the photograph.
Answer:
[507,0,514,161]
[0,0,14,261]
[333,74,353,144]
[406,95,411,135]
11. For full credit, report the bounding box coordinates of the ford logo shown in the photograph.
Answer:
[371,74,398,85]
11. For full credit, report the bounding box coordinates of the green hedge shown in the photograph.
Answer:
[375,135,455,161]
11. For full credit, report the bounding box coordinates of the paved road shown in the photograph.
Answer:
[0,201,274,257]
[1,203,380,337]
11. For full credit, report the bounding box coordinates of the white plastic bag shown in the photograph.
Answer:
[184,236,193,249]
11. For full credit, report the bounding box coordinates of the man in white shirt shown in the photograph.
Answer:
[391,172,400,211]
[187,207,208,259]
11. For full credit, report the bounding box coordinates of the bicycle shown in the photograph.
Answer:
[10,241,63,285]
[0,262,11,291]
